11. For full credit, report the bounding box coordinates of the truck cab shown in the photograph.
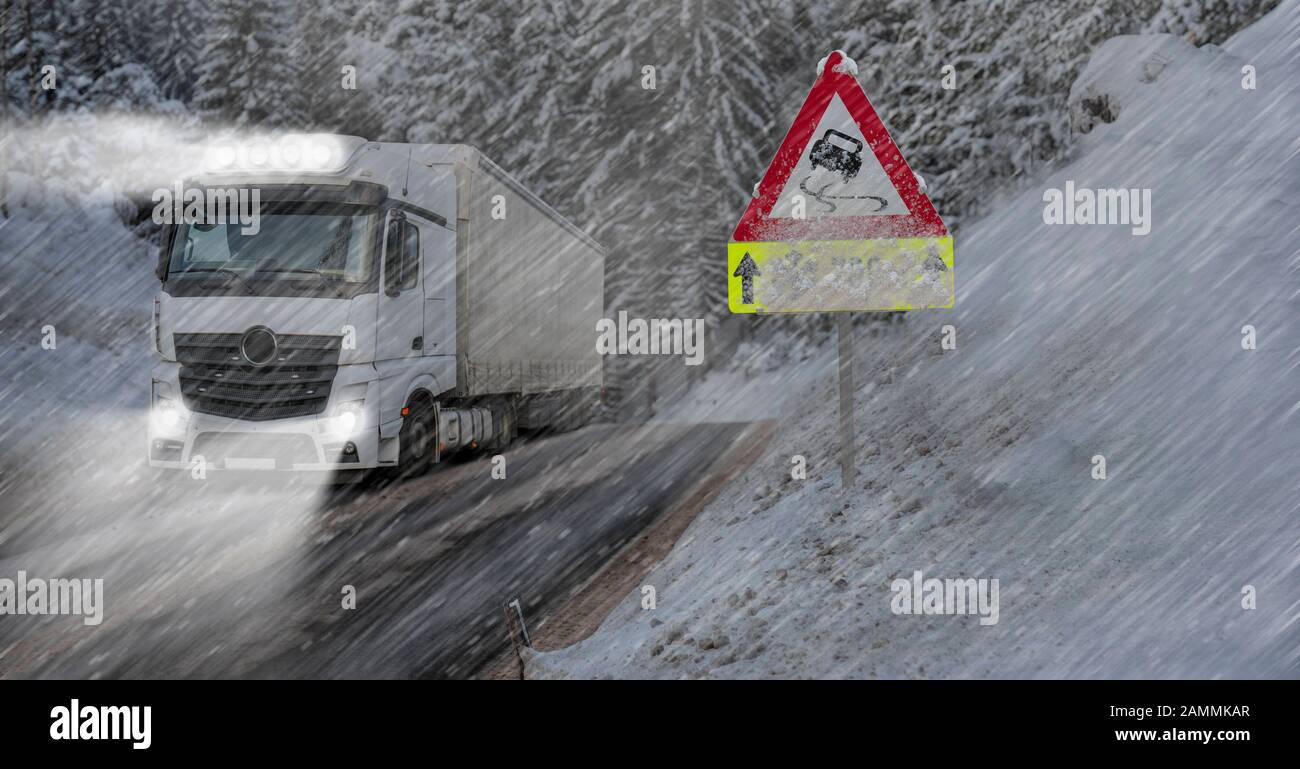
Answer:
[149,134,602,477]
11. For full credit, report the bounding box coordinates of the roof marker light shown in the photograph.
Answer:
[200,135,360,174]
[246,141,271,167]
[307,141,336,169]
[278,139,303,168]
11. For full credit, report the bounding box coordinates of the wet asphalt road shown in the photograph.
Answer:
[0,420,749,678]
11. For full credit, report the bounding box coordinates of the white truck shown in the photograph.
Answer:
[148,135,604,476]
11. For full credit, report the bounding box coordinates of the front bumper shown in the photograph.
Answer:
[147,361,382,472]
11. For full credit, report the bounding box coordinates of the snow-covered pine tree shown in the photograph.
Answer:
[67,0,134,83]
[674,0,784,326]
[192,0,308,128]
[1146,0,1281,42]
[378,0,517,145]
[298,0,381,136]
[1,0,10,121]
[146,0,199,103]
[7,0,69,115]
[824,0,1170,228]
[348,0,390,43]
[566,0,676,322]
[59,0,176,112]
[485,0,586,205]
[570,0,781,324]
[375,0,447,142]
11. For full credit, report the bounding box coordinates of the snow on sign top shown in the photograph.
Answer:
[732,51,947,243]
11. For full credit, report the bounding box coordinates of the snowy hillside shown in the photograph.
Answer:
[530,0,1300,679]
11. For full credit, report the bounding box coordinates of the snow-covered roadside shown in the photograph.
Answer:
[0,211,158,455]
[649,341,836,424]
[530,0,1300,679]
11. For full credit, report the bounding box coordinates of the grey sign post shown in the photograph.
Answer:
[838,314,855,492]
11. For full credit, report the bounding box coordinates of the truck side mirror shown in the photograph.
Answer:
[156,226,173,282]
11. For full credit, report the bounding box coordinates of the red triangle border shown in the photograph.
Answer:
[731,51,949,243]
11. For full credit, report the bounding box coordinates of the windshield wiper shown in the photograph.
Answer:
[178,266,259,295]
[258,267,333,279]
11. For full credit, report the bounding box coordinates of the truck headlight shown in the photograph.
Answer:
[331,400,365,436]
[151,381,184,433]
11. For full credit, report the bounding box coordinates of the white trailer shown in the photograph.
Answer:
[148,135,604,475]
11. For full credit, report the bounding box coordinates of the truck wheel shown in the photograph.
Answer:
[490,398,517,451]
[397,401,434,477]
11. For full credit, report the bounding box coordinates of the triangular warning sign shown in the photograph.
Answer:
[733,51,947,243]
[727,51,953,314]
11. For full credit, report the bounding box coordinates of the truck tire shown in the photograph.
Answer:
[488,398,517,451]
[396,400,435,477]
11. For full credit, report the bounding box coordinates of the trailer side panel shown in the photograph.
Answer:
[448,149,604,398]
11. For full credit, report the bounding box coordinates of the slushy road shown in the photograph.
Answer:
[0,421,753,678]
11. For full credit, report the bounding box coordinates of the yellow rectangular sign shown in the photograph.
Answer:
[727,236,953,314]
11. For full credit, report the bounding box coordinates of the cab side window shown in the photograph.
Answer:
[401,222,419,290]
[384,214,420,294]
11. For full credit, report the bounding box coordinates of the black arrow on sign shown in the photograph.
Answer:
[733,252,760,304]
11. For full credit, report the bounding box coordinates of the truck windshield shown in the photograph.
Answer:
[164,202,379,298]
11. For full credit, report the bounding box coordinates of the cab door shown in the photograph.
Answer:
[376,210,424,363]
[418,218,456,356]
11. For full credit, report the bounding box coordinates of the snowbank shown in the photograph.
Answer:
[1068,33,1246,134]
[532,0,1300,679]
[649,341,837,424]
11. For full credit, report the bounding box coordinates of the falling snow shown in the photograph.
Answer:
[0,0,1293,682]
[532,0,1300,678]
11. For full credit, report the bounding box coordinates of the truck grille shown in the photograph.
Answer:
[175,332,341,421]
